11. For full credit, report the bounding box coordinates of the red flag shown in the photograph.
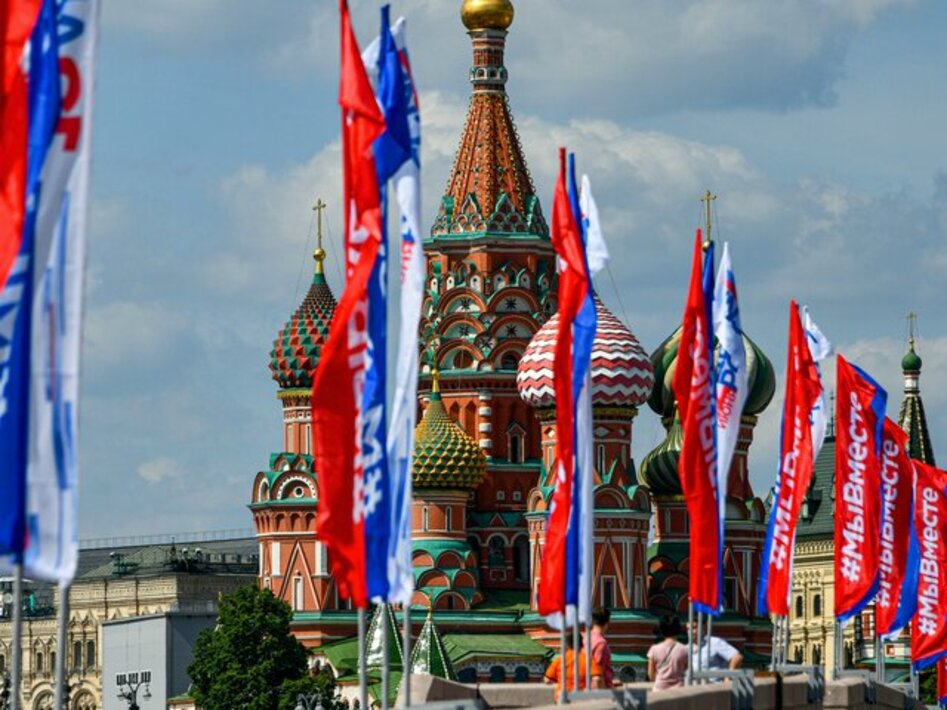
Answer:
[0,1,42,288]
[911,461,947,670]
[875,418,916,636]
[672,230,720,614]
[311,0,384,610]
[537,148,587,617]
[834,355,887,621]
[760,301,822,616]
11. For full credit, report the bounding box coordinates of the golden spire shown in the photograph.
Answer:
[461,0,514,31]
[431,367,441,396]
[907,311,918,349]
[312,198,327,275]
[701,189,716,251]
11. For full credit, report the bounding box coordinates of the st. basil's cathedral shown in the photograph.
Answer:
[249,0,777,684]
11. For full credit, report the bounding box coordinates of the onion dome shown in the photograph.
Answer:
[268,249,336,389]
[638,417,684,496]
[647,327,776,420]
[461,0,514,31]
[414,372,487,490]
[516,296,655,408]
[902,340,922,373]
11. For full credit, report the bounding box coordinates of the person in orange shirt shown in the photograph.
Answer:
[544,632,604,701]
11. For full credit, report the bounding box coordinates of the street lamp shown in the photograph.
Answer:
[116,670,152,709]
[295,692,324,710]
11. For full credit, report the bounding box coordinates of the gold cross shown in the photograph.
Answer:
[907,312,917,347]
[701,190,717,250]
[312,198,327,273]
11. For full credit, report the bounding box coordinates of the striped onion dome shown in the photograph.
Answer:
[647,327,776,420]
[269,259,337,389]
[413,375,487,490]
[517,296,655,408]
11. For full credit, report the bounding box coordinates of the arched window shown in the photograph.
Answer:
[512,536,530,582]
[514,666,530,682]
[73,641,82,669]
[488,537,506,567]
[812,645,822,665]
[85,640,95,669]
[813,594,822,617]
[35,651,44,675]
[293,576,304,611]
[795,595,804,618]
[489,665,506,683]
[500,352,520,371]
[445,595,455,611]
[457,668,477,683]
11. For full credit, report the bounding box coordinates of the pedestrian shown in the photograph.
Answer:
[590,607,615,687]
[544,631,603,701]
[647,614,689,691]
[692,624,743,675]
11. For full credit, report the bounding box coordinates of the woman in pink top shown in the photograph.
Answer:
[647,615,689,691]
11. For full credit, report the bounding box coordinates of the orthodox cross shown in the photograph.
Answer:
[313,198,327,273]
[907,311,918,348]
[701,189,717,250]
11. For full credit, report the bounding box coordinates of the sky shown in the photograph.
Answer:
[81,0,947,539]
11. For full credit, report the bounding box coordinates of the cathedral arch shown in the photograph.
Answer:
[487,535,507,567]
[512,535,530,582]
[441,291,486,315]
[257,480,270,501]
[436,551,464,569]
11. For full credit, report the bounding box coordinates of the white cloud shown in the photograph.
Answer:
[137,456,184,484]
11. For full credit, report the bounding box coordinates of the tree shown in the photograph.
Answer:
[277,670,343,710]
[188,585,339,710]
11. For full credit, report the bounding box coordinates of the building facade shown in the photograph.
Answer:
[0,538,256,710]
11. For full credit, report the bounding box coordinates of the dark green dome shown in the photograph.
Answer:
[638,416,683,496]
[647,327,775,419]
[902,342,922,372]
[413,376,487,490]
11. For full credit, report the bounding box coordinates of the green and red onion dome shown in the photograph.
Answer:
[269,253,337,389]
[516,296,654,408]
[413,373,487,490]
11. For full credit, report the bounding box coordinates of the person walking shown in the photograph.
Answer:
[647,615,689,691]
[544,632,604,701]
[590,607,616,687]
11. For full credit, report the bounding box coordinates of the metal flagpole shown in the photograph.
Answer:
[833,620,841,680]
[11,564,23,710]
[402,606,411,707]
[55,582,69,710]
[770,616,777,671]
[559,625,568,705]
[696,611,704,684]
[382,605,390,710]
[686,601,694,685]
[584,619,591,693]
[358,607,368,710]
[572,619,580,694]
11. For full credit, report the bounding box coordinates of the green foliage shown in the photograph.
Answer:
[918,666,936,705]
[189,585,312,710]
[277,671,344,710]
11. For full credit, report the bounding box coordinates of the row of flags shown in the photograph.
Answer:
[0,0,99,584]
[312,1,421,608]
[758,303,947,672]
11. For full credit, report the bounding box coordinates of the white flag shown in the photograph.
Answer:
[712,243,747,545]
[802,305,832,459]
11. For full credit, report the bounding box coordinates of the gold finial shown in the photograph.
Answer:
[701,190,716,251]
[431,368,441,395]
[312,198,327,275]
[461,0,514,31]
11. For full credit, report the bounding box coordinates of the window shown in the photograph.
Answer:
[596,445,605,474]
[315,541,328,576]
[512,490,522,502]
[812,645,822,665]
[489,666,506,683]
[514,666,530,682]
[501,352,519,370]
[488,537,506,567]
[305,424,312,454]
[293,576,304,611]
[457,668,477,683]
[423,507,429,532]
[724,579,738,610]
[86,640,95,669]
[0,654,5,673]
[513,536,530,582]
[496,491,506,502]
[795,595,804,618]
[445,595,455,610]
[271,542,282,576]
[601,577,616,608]
[50,652,55,676]
[445,507,453,532]
[509,435,522,464]
[73,641,82,670]
[35,652,43,675]
[813,594,822,617]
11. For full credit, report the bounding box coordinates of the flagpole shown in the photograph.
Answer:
[696,611,704,684]
[559,624,568,705]
[11,564,22,710]
[584,619,591,692]
[402,606,411,707]
[382,605,390,710]
[358,607,368,710]
[572,618,580,694]
[686,601,694,685]
[55,582,69,710]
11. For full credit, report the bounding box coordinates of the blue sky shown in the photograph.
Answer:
[81,0,947,538]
